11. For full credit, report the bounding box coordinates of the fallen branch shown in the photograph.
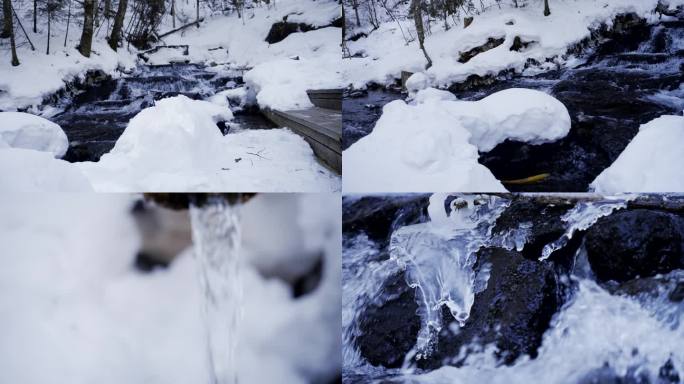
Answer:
[157,18,205,39]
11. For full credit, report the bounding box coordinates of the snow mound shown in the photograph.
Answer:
[77,95,339,192]
[343,88,570,192]
[103,95,233,170]
[0,112,69,158]
[0,148,93,191]
[591,114,684,193]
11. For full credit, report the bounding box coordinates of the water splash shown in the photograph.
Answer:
[190,198,243,384]
[389,195,509,361]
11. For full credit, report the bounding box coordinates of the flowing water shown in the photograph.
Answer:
[343,194,684,383]
[342,16,684,191]
[190,198,243,384]
[43,63,274,162]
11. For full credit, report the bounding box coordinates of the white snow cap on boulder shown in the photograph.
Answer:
[0,112,69,158]
[591,114,684,193]
[343,87,571,193]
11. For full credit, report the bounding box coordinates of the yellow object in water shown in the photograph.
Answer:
[502,173,551,185]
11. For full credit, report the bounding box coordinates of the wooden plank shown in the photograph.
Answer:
[262,107,341,174]
[307,89,342,110]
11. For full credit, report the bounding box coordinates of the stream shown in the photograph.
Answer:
[190,198,243,384]
[43,63,275,163]
[342,15,684,191]
[342,194,684,383]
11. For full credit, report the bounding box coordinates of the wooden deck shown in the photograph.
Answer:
[262,107,342,174]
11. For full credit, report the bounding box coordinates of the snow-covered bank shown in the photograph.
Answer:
[0,193,341,384]
[343,87,570,192]
[591,114,684,193]
[0,97,340,192]
[343,0,684,89]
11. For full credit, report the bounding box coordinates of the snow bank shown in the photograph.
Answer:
[343,87,570,192]
[77,95,339,192]
[0,193,341,384]
[244,49,342,110]
[0,148,93,192]
[591,114,684,193]
[343,0,684,89]
[0,112,69,158]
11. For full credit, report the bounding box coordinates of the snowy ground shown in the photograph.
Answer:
[0,193,341,384]
[343,86,570,192]
[343,0,684,89]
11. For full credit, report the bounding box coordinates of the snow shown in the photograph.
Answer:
[75,95,339,192]
[0,148,93,191]
[591,114,684,193]
[343,87,570,192]
[0,193,341,384]
[343,0,684,89]
[0,112,69,158]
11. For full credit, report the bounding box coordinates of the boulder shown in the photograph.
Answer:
[418,247,561,369]
[585,210,684,282]
[355,271,421,368]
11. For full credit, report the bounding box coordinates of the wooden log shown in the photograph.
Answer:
[157,18,205,39]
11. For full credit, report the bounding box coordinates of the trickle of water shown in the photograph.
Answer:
[190,198,243,384]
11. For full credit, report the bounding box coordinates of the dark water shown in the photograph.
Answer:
[46,63,275,162]
[342,17,684,191]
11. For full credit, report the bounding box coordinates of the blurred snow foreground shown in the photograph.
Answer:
[343,86,571,192]
[0,193,341,384]
[0,97,340,192]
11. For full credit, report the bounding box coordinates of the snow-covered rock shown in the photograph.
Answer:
[76,95,339,192]
[591,114,684,193]
[0,112,69,158]
[0,148,93,191]
[343,88,570,192]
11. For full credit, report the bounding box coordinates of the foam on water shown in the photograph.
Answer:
[190,199,243,384]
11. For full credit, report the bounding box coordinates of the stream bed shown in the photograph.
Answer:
[43,63,275,163]
[342,193,684,383]
[343,16,684,191]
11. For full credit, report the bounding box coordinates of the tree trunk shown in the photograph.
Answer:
[108,0,127,50]
[411,0,432,69]
[196,0,200,25]
[33,0,37,33]
[1,0,11,38]
[64,0,72,46]
[171,0,175,28]
[104,0,111,18]
[5,0,19,65]
[47,3,51,54]
[351,0,360,27]
[78,0,95,57]
[543,0,550,16]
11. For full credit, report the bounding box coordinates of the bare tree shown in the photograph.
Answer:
[108,0,127,50]
[2,0,19,65]
[411,0,432,69]
[1,0,11,38]
[543,0,550,16]
[78,0,96,56]
[33,0,37,32]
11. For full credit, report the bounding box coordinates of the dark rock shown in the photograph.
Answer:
[611,271,684,303]
[492,196,581,265]
[659,359,681,384]
[585,210,684,283]
[458,37,505,63]
[356,271,421,368]
[265,21,315,44]
[578,364,651,384]
[418,247,561,369]
[510,36,536,52]
[342,195,430,245]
